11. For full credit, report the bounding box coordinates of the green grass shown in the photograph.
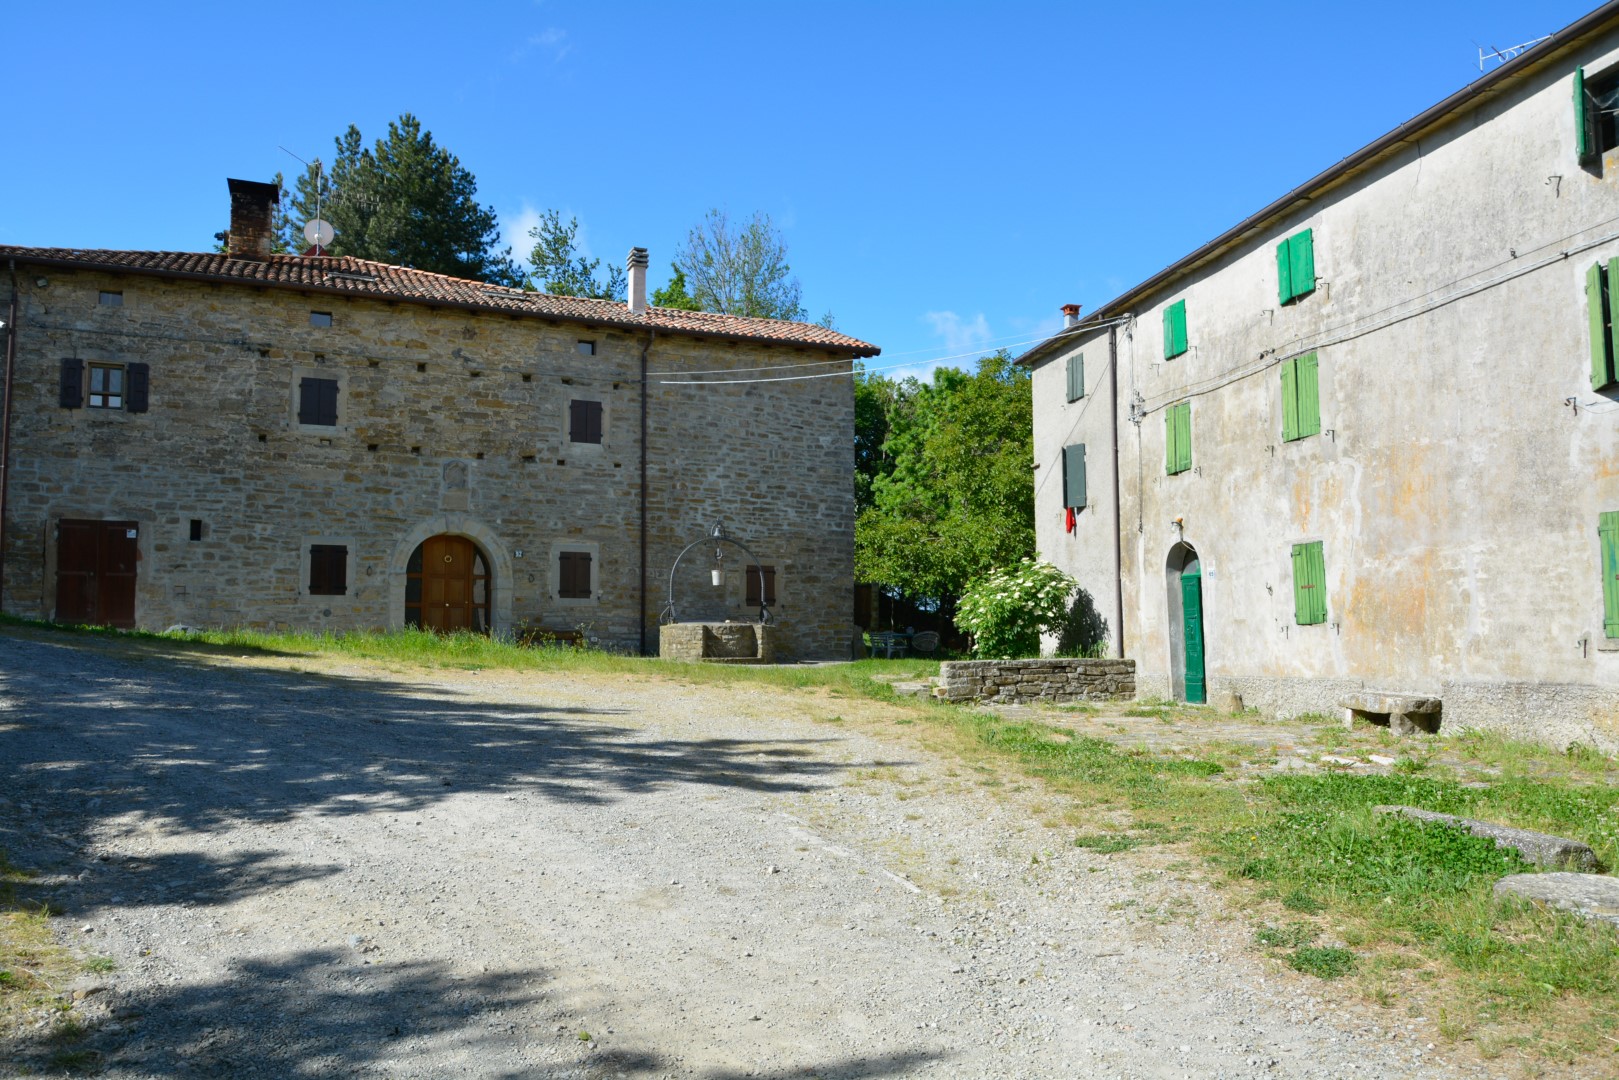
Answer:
[1289,946,1358,979]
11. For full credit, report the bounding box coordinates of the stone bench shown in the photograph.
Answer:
[1339,692,1441,735]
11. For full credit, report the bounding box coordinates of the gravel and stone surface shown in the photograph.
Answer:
[2,629,1473,1078]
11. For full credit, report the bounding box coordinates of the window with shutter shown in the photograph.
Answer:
[1062,444,1087,509]
[126,363,150,413]
[1591,261,1619,391]
[298,377,339,426]
[1163,300,1188,359]
[1280,353,1320,441]
[1066,353,1084,402]
[1292,541,1327,625]
[745,565,777,606]
[1164,402,1191,475]
[59,359,85,409]
[88,364,125,409]
[1602,513,1619,639]
[308,545,348,595]
[1580,67,1619,161]
[558,551,592,598]
[569,400,604,444]
[1277,229,1316,305]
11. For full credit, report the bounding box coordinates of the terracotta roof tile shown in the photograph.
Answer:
[0,247,880,356]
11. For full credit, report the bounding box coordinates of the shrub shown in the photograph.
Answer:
[955,559,1079,659]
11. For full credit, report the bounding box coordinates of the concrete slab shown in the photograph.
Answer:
[1495,873,1619,927]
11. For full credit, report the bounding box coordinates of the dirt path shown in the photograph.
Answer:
[1,631,1466,1078]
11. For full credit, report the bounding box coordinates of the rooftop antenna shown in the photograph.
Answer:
[279,145,333,256]
[1478,35,1552,71]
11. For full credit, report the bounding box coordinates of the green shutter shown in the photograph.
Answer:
[1280,358,1299,441]
[1066,353,1084,402]
[1297,353,1321,438]
[1577,67,1594,163]
[1164,300,1187,359]
[1610,260,1619,378]
[1063,443,1086,508]
[1590,262,1614,390]
[1602,512,1619,638]
[1292,540,1326,625]
[1175,402,1192,473]
[1277,239,1293,305]
[1165,407,1177,473]
[1290,229,1315,301]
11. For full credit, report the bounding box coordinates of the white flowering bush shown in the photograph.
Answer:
[955,559,1078,659]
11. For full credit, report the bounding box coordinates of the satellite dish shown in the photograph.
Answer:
[303,219,335,248]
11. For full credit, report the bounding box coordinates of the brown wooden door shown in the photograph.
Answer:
[419,535,487,632]
[56,519,138,628]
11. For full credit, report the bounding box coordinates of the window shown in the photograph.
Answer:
[1063,444,1087,509]
[1163,299,1188,359]
[1277,228,1316,305]
[189,519,203,542]
[88,364,124,409]
[1066,353,1084,402]
[308,544,348,596]
[745,565,777,607]
[298,377,339,426]
[1280,353,1321,441]
[1577,67,1619,162]
[1291,541,1327,625]
[1588,259,1619,390]
[558,551,593,599]
[310,311,333,328]
[576,340,596,355]
[1164,401,1192,475]
[569,399,603,444]
[99,291,123,307]
[1602,513,1619,638]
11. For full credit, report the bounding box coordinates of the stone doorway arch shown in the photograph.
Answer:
[1165,542,1206,703]
[389,516,513,633]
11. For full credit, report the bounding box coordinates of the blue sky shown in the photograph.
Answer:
[2,1,1596,378]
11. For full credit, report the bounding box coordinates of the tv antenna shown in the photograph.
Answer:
[280,145,334,255]
[1478,35,1552,71]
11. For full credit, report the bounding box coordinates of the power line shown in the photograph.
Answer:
[657,335,1056,385]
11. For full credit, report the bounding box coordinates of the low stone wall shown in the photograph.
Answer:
[938,658,1135,705]
[659,621,777,663]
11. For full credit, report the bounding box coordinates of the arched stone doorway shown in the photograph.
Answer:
[1165,542,1206,704]
[388,516,513,633]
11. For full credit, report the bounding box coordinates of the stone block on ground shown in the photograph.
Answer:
[1495,872,1619,926]
[1340,692,1442,735]
[1375,806,1600,870]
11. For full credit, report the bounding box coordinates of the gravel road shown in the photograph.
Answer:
[1,630,1471,1078]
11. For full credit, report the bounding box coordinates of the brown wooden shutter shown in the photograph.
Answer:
[126,363,150,413]
[570,400,603,443]
[308,545,348,595]
[559,551,592,598]
[746,565,776,606]
[299,378,338,426]
[60,359,84,408]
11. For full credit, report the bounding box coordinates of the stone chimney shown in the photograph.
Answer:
[627,247,649,314]
[227,178,281,261]
[1061,303,1082,328]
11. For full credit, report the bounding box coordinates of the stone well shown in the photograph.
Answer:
[659,621,778,664]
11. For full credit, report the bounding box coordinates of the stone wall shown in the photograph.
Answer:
[938,659,1135,705]
[2,267,858,660]
[659,621,777,664]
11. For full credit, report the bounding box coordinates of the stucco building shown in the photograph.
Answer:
[0,180,877,660]
[1023,2,1619,747]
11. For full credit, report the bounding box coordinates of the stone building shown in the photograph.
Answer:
[1022,2,1619,747]
[0,180,878,660]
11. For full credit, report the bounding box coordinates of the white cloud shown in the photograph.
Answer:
[923,310,993,355]
[503,202,543,262]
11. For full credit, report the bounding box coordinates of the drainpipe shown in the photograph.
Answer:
[0,260,17,614]
[639,329,655,655]
[1109,322,1125,659]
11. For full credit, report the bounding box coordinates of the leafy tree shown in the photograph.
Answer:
[652,264,702,310]
[854,352,1034,613]
[283,114,522,285]
[956,560,1078,658]
[854,367,904,515]
[527,209,625,300]
[675,209,805,320]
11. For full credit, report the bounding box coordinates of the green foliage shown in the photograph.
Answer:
[855,353,1034,605]
[1289,946,1358,979]
[1255,922,1315,948]
[651,263,702,311]
[526,210,626,300]
[674,209,804,320]
[285,114,521,285]
[955,559,1077,658]
[1072,833,1142,853]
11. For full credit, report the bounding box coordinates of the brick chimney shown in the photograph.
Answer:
[226,178,280,260]
[1061,303,1082,328]
[627,247,649,314]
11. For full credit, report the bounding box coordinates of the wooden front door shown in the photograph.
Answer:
[1181,568,1206,704]
[407,535,490,632]
[56,519,139,628]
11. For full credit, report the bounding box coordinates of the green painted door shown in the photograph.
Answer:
[1181,569,1206,704]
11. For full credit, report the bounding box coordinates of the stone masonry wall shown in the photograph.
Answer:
[2,267,857,660]
[938,659,1136,705]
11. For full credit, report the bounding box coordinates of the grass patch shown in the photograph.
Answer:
[1289,946,1358,980]
[1073,833,1143,854]
[0,849,80,1055]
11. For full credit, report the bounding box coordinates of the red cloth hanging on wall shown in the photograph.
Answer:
[1065,506,1077,534]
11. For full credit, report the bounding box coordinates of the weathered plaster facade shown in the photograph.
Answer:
[0,240,873,661]
[1028,8,1619,748]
